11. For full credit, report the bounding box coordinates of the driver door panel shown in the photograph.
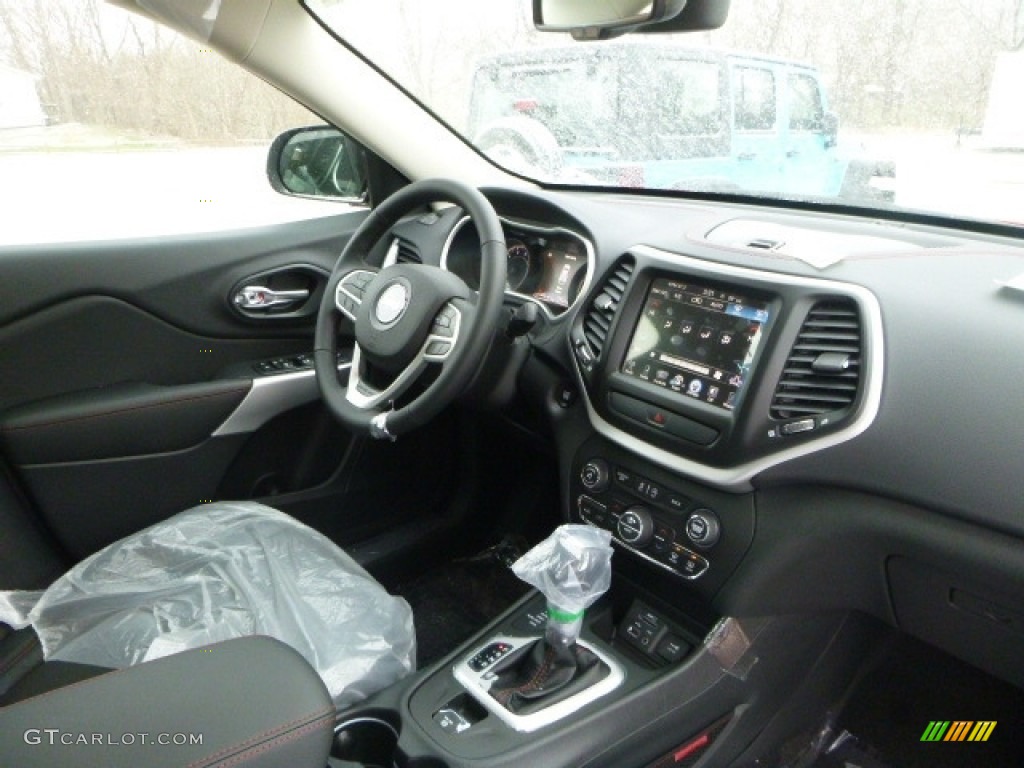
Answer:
[0,213,374,558]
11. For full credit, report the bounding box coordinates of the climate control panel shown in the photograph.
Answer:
[569,438,756,597]
[574,457,724,581]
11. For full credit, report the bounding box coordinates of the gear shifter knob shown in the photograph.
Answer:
[511,525,613,648]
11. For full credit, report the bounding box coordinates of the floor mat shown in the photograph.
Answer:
[393,538,531,668]
[802,635,1024,768]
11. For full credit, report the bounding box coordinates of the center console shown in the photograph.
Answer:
[323,244,885,767]
[401,589,711,762]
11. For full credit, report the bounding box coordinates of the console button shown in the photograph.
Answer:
[467,642,513,671]
[613,466,633,487]
[657,634,690,663]
[652,524,674,553]
[665,546,684,568]
[685,509,721,550]
[606,497,628,517]
[638,609,662,629]
[781,418,816,435]
[617,506,654,547]
[556,383,577,408]
[575,341,595,370]
[578,496,610,528]
[434,707,472,735]
[580,459,611,493]
[666,493,689,512]
[609,393,719,446]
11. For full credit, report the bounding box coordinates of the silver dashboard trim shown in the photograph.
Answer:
[345,302,462,410]
[440,215,595,321]
[577,496,710,581]
[212,364,351,437]
[452,634,625,733]
[574,244,885,492]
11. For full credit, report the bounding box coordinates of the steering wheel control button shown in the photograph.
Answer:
[580,459,611,493]
[337,270,379,321]
[425,340,452,358]
[430,311,456,338]
[617,506,654,547]
[374,281,410,326]
[685,510,721,550]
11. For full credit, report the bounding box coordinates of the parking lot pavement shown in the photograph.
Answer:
[0,145,359,245]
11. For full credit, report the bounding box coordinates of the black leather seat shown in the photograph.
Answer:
[0,468,356,767]
[0,466,78,704]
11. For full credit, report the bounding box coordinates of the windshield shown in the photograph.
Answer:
[307,0,1024,227]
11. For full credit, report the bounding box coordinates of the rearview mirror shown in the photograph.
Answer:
[533,0,688,39]
[267,126,366,200]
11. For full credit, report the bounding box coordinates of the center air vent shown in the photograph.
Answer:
[582,256,635,359]
[396,239,422,265]
[771,299,862,420]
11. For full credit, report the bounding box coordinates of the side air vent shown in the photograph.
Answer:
[396,239,422,265]
[771,299,862,420]
[582,256,635,359]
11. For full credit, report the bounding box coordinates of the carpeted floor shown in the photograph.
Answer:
[392,539,531,668]
[808,635,1024,768]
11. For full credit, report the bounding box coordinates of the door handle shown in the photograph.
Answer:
[233,285,310,310]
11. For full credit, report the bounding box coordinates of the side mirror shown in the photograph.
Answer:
[822,111,839,148]
[267,126,366,200]
[533,0,688,40]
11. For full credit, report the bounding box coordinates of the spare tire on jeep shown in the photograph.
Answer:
[474,115,565,179]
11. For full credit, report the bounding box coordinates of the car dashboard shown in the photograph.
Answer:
[387,185,1024,694]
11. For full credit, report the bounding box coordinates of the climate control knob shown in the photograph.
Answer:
[685,509,721,550]
[580,459,610,493]
[617,506,654,547]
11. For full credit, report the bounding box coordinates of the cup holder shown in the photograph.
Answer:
[332,716,399,768]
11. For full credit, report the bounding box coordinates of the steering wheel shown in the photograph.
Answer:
[314,179,507,440]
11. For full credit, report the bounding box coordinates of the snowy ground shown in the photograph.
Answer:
[0,129,1021,247]
[0,138,357,246]
[849,132,1024,226]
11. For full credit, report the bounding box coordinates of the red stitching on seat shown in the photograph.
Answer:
[0,635,40,676]
[186,707,335,768]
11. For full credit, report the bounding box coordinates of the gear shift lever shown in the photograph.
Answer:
[484,525,614,715]
[511,524,613,650]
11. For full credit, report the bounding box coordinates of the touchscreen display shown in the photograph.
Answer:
[622,278,771,411]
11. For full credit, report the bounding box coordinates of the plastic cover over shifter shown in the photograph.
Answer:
[510,524,613,648]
